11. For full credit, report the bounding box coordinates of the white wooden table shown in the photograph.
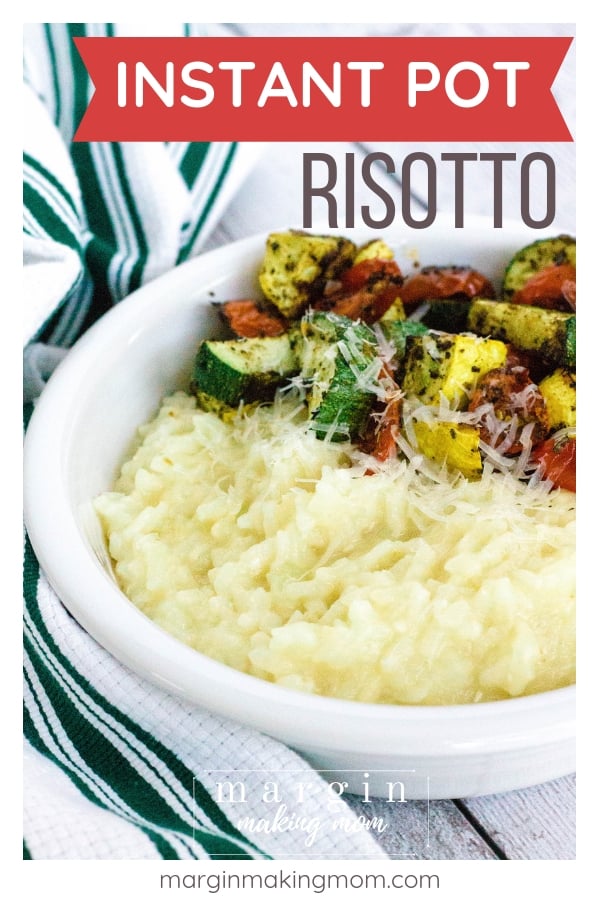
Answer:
[202,21,576,861]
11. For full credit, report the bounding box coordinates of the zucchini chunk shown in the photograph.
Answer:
[503,235,576,300]
[258,231,356,320]
[419,299,471,333]
[467,299,576,368]
[539,368,576,431]
[192,333,298,409]
[298,312,379,441]
[413,421,483,480]
[401,331,507,408]
[193,390,247,423]
[381,319,428,363]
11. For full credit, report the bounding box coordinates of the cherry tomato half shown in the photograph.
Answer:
[359,362,401,472]
[532,436,576,492]
[221,299,287,338]
[511,263,576,311]
[400,266,496,308]
[315,258,404,324]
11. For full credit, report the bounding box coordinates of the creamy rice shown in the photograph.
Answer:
[95,391,575,705]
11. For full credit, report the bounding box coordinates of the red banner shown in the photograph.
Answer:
[73,36,573,142]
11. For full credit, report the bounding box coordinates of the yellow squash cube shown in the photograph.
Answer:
[402,332,507,408]
[258,231,356,320]
[413,421,483,480]
[539,368,576,430]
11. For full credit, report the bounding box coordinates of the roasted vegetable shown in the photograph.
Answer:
[467,299,576,368]
[192,333,298,409]
[314,258,403,323]
[467,366,549,454]
[539,369,576,431]
[368,399,400,465]
[400,266,495,308]
[353,239,395,264]
[419,299,471,333]
[381,319,428,364]
[413,421,483,480]
[503,235,576,306]
[378,297,406,323]
[532,435,576,492]
[511,264,576,310]
[401,331,507,408]
[298,312,379,441]
[193,390,246,423]
[219,299,287,338]
[188,229,576,490]
[258,231,356,319]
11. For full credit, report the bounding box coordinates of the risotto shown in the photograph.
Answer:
[94,390,575,706]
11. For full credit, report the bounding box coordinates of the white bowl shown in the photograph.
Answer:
[23,215,575,799]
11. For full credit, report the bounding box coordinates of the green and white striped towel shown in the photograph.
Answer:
[23,23,387,861]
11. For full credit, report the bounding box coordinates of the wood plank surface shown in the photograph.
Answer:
[343,795,498,860]
[461,774,576,860]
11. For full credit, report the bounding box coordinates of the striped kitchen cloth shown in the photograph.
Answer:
[22,23,387,861]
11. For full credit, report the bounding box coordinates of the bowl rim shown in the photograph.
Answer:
[23,219,576,758]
